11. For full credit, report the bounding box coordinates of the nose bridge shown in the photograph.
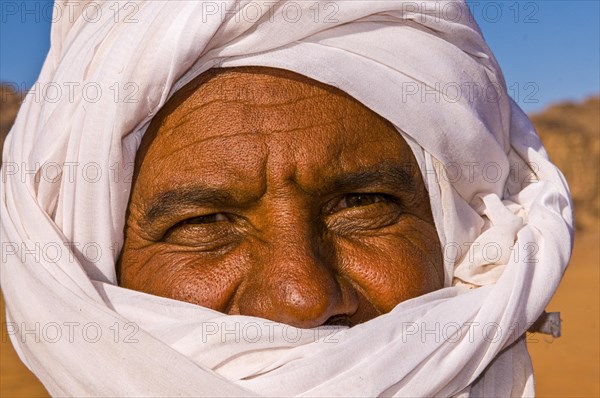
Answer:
[269,203,330,266]
[265,204,337,294]
[241,201,352,327]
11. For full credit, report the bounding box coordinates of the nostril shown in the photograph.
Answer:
[323,314,354,327]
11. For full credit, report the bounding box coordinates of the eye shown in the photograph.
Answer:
[330,193,392,213]
[324,193,403,233]
[162,212,238,248]
[182,213,229,224]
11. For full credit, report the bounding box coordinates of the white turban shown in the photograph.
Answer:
[1,1,573,396]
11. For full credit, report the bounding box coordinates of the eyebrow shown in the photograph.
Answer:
[144,161,418,224]
[324,162,417,196]
[145,187,245,223]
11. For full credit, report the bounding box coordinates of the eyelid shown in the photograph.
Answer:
[327,193,399,215]
[325,195,404,233]
[160,212,231,241]
[161,213,240,248]
[181,213,229,224]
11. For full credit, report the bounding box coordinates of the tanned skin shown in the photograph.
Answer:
[118,66,443,329]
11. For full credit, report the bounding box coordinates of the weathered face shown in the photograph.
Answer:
[119,67,443,328]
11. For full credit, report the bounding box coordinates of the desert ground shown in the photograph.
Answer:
[1,86,598,397]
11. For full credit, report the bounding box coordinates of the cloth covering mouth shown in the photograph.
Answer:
[1,1,573,397]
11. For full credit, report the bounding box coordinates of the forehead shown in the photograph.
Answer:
[149,68,400,141]
[135,67,417,194]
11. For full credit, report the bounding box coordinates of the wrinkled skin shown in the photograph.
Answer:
[118,66,443,329]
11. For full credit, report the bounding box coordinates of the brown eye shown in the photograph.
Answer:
[182,213,229,224]
[162,213,237,248]
[331,193,390,213]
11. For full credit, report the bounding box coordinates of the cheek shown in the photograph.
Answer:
[119,243,248,312]
[336,217,443,313]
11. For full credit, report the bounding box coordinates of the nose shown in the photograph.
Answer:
[236,218,359,328]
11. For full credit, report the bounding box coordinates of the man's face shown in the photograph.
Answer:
[119,67,443,328]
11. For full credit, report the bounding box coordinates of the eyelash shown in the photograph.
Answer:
[328,193,395,214]
[181,213,229,225]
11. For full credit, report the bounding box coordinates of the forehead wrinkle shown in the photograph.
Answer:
[154,104,353,158]
[144,111,396,190]
[133,66,356,187]
[149,119,344,167]
[162,92,352,137]
[146,65,360,139]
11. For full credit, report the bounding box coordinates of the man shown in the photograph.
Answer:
[1,1,573,396]
[118,66,444,328]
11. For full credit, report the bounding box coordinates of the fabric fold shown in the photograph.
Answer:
[1,1,573,396]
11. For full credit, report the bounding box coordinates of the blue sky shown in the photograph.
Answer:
[1,0,598,113]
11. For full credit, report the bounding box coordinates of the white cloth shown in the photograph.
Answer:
[1,1,573,397]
